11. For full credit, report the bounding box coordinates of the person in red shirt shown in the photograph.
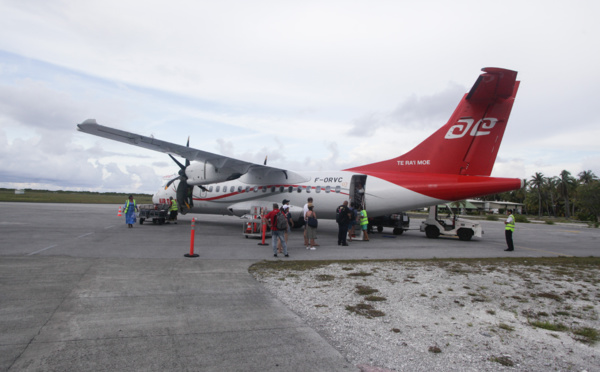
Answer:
[264,203,289,257]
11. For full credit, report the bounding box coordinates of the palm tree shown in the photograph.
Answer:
[578,170,598,185]
[557,170,576,218]
[545,176,559,217]
[530,172,544,217]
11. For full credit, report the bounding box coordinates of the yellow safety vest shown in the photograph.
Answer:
[360,210,368,226]
[505,214,515,232]
[124,199,136,213]
[169,200,178,211]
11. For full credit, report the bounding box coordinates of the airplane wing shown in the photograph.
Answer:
[77,119,310,184]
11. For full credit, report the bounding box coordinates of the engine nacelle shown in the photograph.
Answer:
[185,161,236,185]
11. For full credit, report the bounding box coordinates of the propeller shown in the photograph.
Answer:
[164,137,194,214]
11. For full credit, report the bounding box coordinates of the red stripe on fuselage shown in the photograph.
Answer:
[365,172,521,200]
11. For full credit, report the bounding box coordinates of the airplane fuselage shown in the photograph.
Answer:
[153,170,521,221]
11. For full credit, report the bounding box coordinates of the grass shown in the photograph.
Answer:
[0,188,153,204]
[572,327,599,345]
[490,356,514,367]
[345,303,385,318]
[529,320,568,332]
[355,285,378,295]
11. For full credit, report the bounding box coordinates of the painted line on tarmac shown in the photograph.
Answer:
[559,230,581,234]
[28,231,94,256]
[28,245,57,256]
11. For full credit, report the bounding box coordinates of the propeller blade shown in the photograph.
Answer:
[165,176,181,189]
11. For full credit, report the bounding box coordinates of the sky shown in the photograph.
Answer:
[1,1,599,194]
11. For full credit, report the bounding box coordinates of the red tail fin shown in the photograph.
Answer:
[347,68,519,176]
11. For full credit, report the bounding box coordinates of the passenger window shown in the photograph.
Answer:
[306,186,311,193]
[230,186,235,193]
[279,186,284,192]
[288,186,293,193]
[325,186,331,193]
[316,186,321,193]
[335,186,341,193]
[254,186,258,192]
[297,187,302,193]
[271,186,275,192]
[245,186,250,192]
[237,186,242,192]
[209,186,213,192]
[262,186,266,192]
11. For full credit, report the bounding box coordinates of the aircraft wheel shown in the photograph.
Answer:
[425,225,440,239]
[393,228,404,235]
[158,218,165,225]
[377,226,383,233]
[458,228,474,241]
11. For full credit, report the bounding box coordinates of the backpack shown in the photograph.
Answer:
[276,211,288,230]
[336,206,341,223]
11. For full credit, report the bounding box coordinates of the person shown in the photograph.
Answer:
[336,200,351,246]
[305,204,318,250]
[359,206,370,241]
[265,203,289,257]
[123,195,138,228]
[504,209,515,251]
[355,182,365,208]
[348,202,357,242]
[168,197,178,224]
[303,197,313,246]
[277,204,294,253]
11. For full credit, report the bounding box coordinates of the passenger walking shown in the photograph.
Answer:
[277,204,294,253]
[359,206,370,241]
[348,202,357,241]
[123,195,138,228]
[303,197,313,246]
[504,209,515,251]
[265,203,289,257]
[336,200,351,246]
[305,204,318,250]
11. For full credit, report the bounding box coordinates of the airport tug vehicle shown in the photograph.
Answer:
[420,204,482,241]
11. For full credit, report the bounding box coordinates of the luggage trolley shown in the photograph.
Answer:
[138,203,170,225]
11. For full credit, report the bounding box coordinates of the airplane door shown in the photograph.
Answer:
[350,175,367,209]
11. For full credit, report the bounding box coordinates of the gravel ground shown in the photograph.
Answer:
[252,260,600,371]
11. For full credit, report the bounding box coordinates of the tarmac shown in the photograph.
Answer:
[1,202,598,371]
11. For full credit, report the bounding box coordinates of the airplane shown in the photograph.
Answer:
[77,67,523,227]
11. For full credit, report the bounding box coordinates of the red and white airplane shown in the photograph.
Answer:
[77,67,523,223]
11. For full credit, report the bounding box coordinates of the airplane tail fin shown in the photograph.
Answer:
[347,68,519,176]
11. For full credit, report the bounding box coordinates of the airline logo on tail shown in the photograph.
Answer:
[445,118,499,139]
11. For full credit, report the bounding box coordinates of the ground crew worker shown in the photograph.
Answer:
[123,195,138,228]
[504,209,515,251]
[169,197,178,224]
[359,206,370,241]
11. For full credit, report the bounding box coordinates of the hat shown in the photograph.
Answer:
[283,205,289,210]
[282,199,290,204]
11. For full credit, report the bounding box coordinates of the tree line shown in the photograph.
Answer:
[479,170,599,222]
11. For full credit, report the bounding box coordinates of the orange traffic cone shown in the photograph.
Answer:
[117,206,122,217]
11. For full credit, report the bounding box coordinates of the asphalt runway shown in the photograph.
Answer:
[1,202,599,371]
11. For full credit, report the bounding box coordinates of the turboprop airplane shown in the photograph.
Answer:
[77,67,523,227]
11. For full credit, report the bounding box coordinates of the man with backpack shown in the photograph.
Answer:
[265,203,289,257]
[336,200,352,246]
